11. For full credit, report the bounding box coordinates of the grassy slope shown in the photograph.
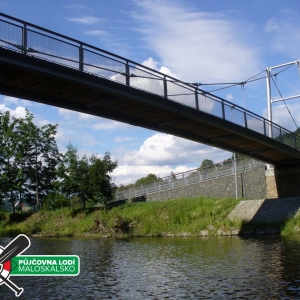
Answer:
[0,197,299,237]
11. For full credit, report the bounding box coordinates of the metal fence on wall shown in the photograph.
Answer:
[0,13,300,149]
[116,159,265,200]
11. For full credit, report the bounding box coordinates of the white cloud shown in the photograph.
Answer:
[3,96,19,105]
[115,136,134,143]
[64,4,92,12]
[84,30,107,37]
[112,132,231,185]
[123,132,230,166]
[263,102,300,132]
[78,112,98,120]
[0,104,27,119]
[263,17,300,57]
[0,104,50,128]
[226,94,234,101]
[159,66,177,78]
[141,57,178,78]
[92,120,131,131]
[57,108,131,131]
[131,0,260,83]
[3,96,34,107]
[142,57,158,70]
[58,108,76,117]
[55,126,102,153]
[263,18,280,33]
[113,164,194,185]
[67,16,103,24]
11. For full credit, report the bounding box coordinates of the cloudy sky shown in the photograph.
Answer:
[1,0,300,185]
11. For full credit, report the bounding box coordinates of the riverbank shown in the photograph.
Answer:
[0,197,300,237]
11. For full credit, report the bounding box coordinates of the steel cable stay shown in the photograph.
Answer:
[274,63,295,76]
[269,63,300,97]
[276,74,300,94]
[241,83,246,110]
[205,70,268,94]
[270,74,298,130]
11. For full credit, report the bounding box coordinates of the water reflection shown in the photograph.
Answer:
[0,236,299,299]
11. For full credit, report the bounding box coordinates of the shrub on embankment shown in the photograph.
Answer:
[0,197,299,237]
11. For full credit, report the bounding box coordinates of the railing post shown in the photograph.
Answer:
[195,89,199,110]
[233,153,238,199]
[263,119,266,136]
[22,23,27,55]
[198,169,202,182]
[222,101,225,120]
[280,126,283,142]
[244,109,247,128]
[163,76,168,99]
[125,62,130,86]
[79,43,84,72]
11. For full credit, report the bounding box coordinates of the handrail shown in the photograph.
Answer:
[0,12,299,149]
[115,158,265,200]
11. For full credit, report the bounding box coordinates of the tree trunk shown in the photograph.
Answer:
[10,190,15,214]
[35,152,39,209]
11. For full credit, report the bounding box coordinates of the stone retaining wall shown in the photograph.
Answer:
[146,165,268,201]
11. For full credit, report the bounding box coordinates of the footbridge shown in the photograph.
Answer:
[0,13,300,197]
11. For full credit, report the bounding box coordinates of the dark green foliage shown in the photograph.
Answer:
[57,144,118,208]
[89,152,118,205]
[0,111,19,212]
[200,159,214,169]
[118,173,162,190]
[0,109,117,213]
[0,110,60,210]
[135,173,158,186]
[42,193,70,210]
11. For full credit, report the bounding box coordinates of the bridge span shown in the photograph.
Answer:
[0,13,300,197]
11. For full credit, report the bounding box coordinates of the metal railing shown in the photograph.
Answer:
[0,13,299,149]
[116,158,265,200]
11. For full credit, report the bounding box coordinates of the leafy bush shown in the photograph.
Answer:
[42,193,70,211]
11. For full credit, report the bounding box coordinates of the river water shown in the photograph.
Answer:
[1,235,300,299]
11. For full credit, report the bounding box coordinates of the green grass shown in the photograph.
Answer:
[0,196,299,237]
[280,213,300,235]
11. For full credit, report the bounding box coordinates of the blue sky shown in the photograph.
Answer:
[1,0,300,185]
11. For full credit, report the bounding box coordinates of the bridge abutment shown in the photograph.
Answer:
[265,168,278,199]
[273,164,300,198]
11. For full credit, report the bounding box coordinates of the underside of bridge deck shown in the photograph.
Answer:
[0,48,300,167]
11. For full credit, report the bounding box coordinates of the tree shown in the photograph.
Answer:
[0,110,61,211]
[19,111,60,207]
[118,183,134,190]
[89,152,118,206]
[135,173,158,186]
[58,144,118,208]
[57,143,81,202]
[200,159,214,169]
[0,111,20,212]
